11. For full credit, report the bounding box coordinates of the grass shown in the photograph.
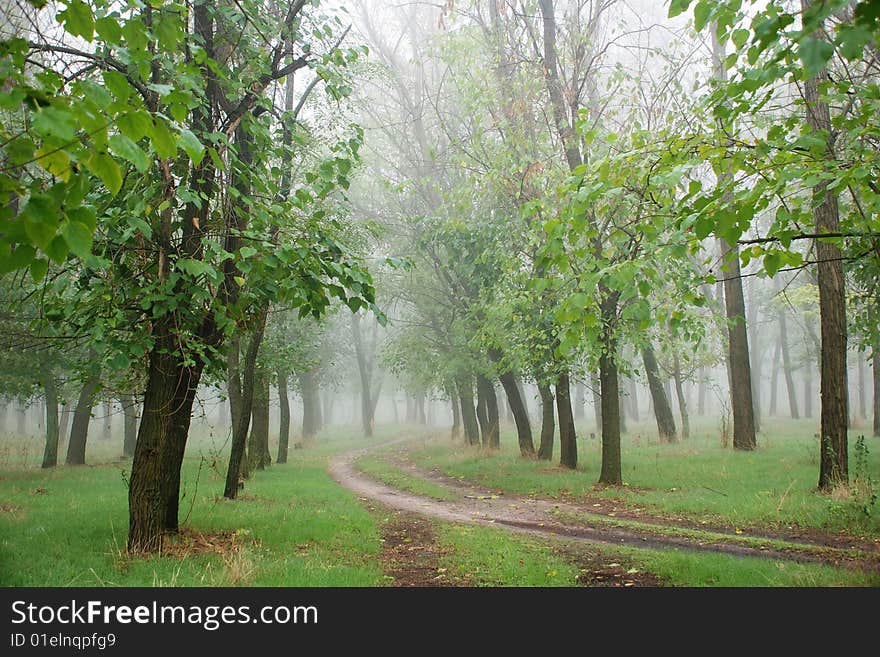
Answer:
[435,523,580,586]
[409,417,880,536]
[0,426,390,587]
[354,455,459,501]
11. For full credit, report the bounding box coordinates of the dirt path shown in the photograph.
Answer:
[328,440,880,574]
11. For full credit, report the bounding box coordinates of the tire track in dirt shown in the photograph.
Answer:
[328,440,880,573]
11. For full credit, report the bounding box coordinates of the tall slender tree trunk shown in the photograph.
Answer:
[805,372,813,419]
[277,372,290,464]
[537,383,555,461]
[497,369,535,457]
[779,310,800,419]
[41,376,59,469]
[299,369,320,441]
[747,283,762,433]
[224,316,267,499]
[575,381,585,420]
[591,372,602,433]
[642,345,677,442]
[58,400,72,452]
[65,372,100,465]
[475,381,490,449]
[629,376,640,421]
[873,348,879,437]
[697,367,707,416]
[769,334,782,416]
[477,375,499,450]
[672,355,690,441]
[857,353,866,421]
[457,375,480,446]
[121,394,139,458]
[450,394,461,442]
[557,372,577,469]
[803,0,848,488]
[351,313,374,437]
[227,336,243,442]
[712,29,757,452]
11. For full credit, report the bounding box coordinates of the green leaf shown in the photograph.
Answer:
[178,129,205,166]
[45,234,69,264]
[693,1,711,31]
[30,257,49,283]
[35,146,71,180]
[109,134,150,173]
[732,28,749,50]
[763,251,782,277]
[86,152,123,195]
[32,106,77,142]
[102,70,132,103]
[668,0,691,19]
[62,220,93,258]
[799,37,834,76]
[22,194,60,249]
[148,119,177,159]
[68,205,97,232]
[58,0,94,41]
[95,16,123,44]
[118,110,153,142]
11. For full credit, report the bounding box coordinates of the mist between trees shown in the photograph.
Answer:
[0,0,878,554]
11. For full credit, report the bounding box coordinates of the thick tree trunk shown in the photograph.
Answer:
[41,376,59,469]
[128,333,203,552]
[779,310,800,419]
[248,368,271,471]
[672,355,690,441]
[498,370,535,457]
[557,371,577,469]
[457,375,480,446]
[65,372,100,465]
[277,372,290,464]
[477,375,499,450]
[598,337,622,485]
[121,394,139,458]
[537,383,555,461]
[58,399,72,452]
[300,369,320,441]
[802,0,848,488]
[642,345,677,442]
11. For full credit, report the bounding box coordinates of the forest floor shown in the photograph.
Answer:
[330,437,880,584]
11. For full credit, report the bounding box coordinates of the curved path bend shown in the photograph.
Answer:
[328,439,880,573]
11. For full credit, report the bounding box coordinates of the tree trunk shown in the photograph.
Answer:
[457,375,480,446]
[248,367,271,471]
[873,348,879,437]
[537,383,555,461]
[102,400,112,441]
[712,30,757,452]
[277,371,290,464]
[779,309,800,419]
[227,336,243,443]
[598,332,622,485]
[805,372,813,419]
[351,313,374,437]
[556,371,577,469]
[642,345,677,442]
[747,282,763,433]
[41,376,59,469]
[619,385,628,434]
[803,0,848,489]
[672,354,690,440]
[121,394,139,458]
[300,369,320,441]
[450,394,461,442]
[575,381,585,420]
[591,371,602,433]
[769,334,782,416]
[65,372,100,465]
[58,399,72,453]
[498,370,535,457]
[128,332,204,552]
[224,316,267,499]
[857,353,866,421]
[629,376,640,421]
[697,367,706,416]
[416,391,426,424]
[475,381,490,449]
[477,375,499,450]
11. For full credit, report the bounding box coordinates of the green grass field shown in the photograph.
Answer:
[1,418,878,587]
[409,417,880,536]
